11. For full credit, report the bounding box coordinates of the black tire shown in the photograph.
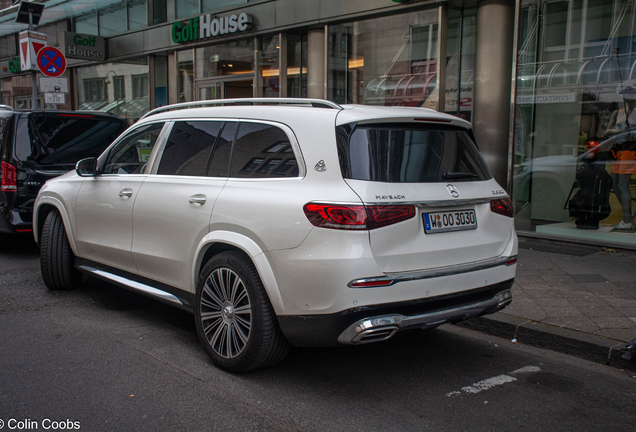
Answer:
[194,251,290,372]
[40,211,82,290]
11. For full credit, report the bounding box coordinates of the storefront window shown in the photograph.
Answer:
[514,0,636,247]
[76,57,149,123]
[259,35,280,97]
[445,8,476,122]
[195,39,255,100]
[327,9,440,108]
[287,32,307,98]
[196,39,255,78]
[177,50,194,103]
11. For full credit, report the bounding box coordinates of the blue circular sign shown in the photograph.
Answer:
[37,47,66,77]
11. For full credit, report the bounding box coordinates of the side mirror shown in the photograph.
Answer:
[76,157,97,177]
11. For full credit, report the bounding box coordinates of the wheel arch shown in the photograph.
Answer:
[34,197,77,253]
[193,231,285,315]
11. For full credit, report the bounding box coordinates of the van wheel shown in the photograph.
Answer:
[40,211,82,290]
[195,251,290,372]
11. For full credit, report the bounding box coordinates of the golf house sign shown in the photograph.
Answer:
[60,32,105,61]
[172,12,253,43]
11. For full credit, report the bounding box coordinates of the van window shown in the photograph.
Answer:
[15,113,127,170]
[337,123,491,183]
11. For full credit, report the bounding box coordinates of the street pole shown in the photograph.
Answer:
[29,11,38,110]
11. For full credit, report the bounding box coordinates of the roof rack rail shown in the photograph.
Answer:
[0,105,14,111]
[140,98,343,120]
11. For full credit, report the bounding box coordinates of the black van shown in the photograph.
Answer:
[0,106,128,244]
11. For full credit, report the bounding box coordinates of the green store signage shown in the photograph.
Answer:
[172,12,253,44]
[8,57,21,73]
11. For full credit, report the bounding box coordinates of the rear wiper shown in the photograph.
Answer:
[443,172,478,179]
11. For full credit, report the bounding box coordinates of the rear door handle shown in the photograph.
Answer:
[189,194,207,206]
[119,188,133,199]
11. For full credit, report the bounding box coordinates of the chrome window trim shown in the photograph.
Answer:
[145,117,306,179]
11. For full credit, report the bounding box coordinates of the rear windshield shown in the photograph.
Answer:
[15,113,127,169]
[337,122,491,183]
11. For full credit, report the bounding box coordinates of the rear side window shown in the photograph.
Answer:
[337,122,491,183]
[231,122,299,178]
[158,121,223,176]
[15,113,127,169]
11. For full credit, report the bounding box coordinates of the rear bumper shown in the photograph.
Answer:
[0,207,32,234]
[277,278,514,347]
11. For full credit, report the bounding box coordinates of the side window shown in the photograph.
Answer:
[231,122,299,178]
[207,121,235,178]
[102,123,164,175]
[157,121,222,176]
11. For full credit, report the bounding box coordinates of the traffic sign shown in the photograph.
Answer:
[37,47,66,77]
[19,30,47,71]
[38,76,69,93]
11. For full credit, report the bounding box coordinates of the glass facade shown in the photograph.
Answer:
[327,10,440,107]
[445,8,476,122]
[195,39,255,100]
[74,0,147,36]
[76,58,150,123]
[259,35,280,98]
[513,0,636,246]
[286,32,307,98]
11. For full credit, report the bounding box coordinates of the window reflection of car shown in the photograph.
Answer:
[515,155,578,221]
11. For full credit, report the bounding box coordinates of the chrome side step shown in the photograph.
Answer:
[77,265,188,310]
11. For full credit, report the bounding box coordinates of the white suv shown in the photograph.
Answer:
[34,99,517,372]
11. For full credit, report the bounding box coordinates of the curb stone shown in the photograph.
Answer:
[456,313,636,372]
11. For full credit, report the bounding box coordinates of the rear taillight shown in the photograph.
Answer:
[303,203,415,230]
[490,198,513,218]
[1,161,17,192]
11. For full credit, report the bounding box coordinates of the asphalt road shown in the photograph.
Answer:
[1,236,635,432]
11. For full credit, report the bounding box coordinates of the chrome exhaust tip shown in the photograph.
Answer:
[351,326,399,344]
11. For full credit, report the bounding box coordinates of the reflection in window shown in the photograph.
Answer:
[132,74,149,99]
[241,158,266,173]
[176,0,199,19]
[104,123,164,175]
[202,0,247,12]
[114,76,125,100]
[128,0,147,30]
[83,79,107,102]
[99,4,127,36]
[207,122,235,177]
[75,12,98,35]
[158,121,223,176]
[232,123,299,178]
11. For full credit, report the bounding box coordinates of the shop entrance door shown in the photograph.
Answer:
[196,76,254,100]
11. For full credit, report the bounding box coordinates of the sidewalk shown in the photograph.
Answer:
[459,237,636,370]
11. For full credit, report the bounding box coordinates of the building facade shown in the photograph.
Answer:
[1,0,635,248]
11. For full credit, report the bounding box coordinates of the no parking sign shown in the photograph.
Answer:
[37,47,66,77]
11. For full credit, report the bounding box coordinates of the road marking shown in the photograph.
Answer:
[446,366,541,397]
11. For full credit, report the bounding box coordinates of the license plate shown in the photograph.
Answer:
[423,210,477,233]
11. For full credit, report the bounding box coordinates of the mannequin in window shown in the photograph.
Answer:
[605,89,636,230]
